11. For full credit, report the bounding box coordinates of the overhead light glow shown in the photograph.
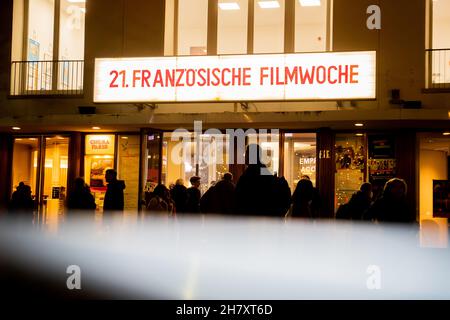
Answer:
[443,132,450,136]
[12,127,21,131]
[92,126,101,130]
[218,2,240,10]
[299,0,321,7]
[258,1,280,9]
[354,123,364,127]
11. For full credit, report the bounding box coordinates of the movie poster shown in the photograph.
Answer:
[89,158,114,189]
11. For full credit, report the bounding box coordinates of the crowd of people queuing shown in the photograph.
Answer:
[7,145,415,223]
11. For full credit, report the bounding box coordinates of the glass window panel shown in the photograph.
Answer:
[59,0,85,60]
[247,132,280,175]
[295,0,327,52]
[284,133,317,192]
[431,0,450,84]
[12,137,39,202]
[218,0,248,54]
[58,0,85,90]
[27,0,55,61]
[162,132,230,195]
[43,136,69,228]
[178,0,208,55]
[254,0,285,53]
[27,0,55,91]
[335,134,366,211]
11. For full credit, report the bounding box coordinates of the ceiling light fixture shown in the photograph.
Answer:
[354,123,364,127]
[12,127,21,131]
[299,0,321,7]
[219,2,240,10]
[92,126,101,130]
[258,0,280,9]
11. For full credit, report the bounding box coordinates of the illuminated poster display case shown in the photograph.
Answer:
[84,134,116,210]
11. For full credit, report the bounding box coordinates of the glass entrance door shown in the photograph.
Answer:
[41,136,69,216]
[11,135,70,221]
[11,137,40,212]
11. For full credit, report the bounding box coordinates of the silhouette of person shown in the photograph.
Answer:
[170,179,188,213]
[8,182,35,214]
[290,178,315,218]
[336,182,372,220]
[185,176,201,213]
[365,178,414,223]
[147,184,175,214]
[200,172,235,214]
[103,169,126,212]
[66,177,96,212]
[235,144,291,217]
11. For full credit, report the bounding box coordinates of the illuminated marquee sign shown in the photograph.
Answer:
[94,51,376,103]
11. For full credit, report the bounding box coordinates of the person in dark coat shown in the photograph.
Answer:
[185,176,201,213]
[336,182,372,220]
[200,173,236,214]
[8,182,35,214]
[364,178,414,223]
[66,177,96,212]
[291,178,315,218]
[103,169,126,212]
[170,179,188,213]
[234,144,291,217]
[211,172,235,214]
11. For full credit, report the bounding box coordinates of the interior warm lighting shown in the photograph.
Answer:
[92,126,101,130]
[15,138,23,141]
[355,133,364,137]
[28,138,37,141]
[258,0,280,9]
[443,132,450,136]
[299,0,321,6]
[354,123,364,127]
[12,127,21,130]
[218,2,240,10]
[121,136,129,139]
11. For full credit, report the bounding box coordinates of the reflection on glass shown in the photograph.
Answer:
[254,0,285,53]
[178,0,208,55]
[284,133,317,192]
[335,134,366,211]
[162,133,230,194]
[218,0,248,54]
[247,132,280,175]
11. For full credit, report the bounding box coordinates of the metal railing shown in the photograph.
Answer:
[10,60,84,96]
[426,48,450,89]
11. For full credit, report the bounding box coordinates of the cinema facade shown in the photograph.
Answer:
[0,0,449,226]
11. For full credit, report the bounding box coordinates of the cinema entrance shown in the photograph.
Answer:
[11,135,70,220]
